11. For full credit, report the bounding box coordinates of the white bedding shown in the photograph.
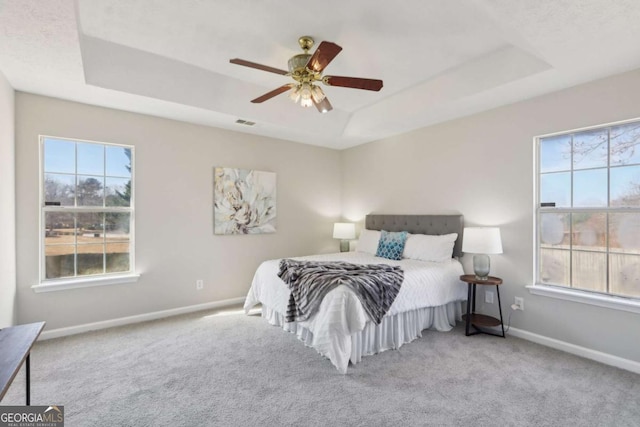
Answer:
[244,252,467,372]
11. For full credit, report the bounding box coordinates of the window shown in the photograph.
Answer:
[535,120,640,302]
[39,136,135,287]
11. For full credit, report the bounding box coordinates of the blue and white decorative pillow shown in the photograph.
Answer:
[375,230,408,261]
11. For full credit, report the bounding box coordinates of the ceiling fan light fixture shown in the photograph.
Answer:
[311,85,325,103]
[289,83,325,108]
[230,36,383,113]
[289,85,301,103]
[300,83,312,98]
[299,83,313,108]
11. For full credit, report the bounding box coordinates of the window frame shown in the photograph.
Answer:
[34,135,139,292]
[532,118,640,314]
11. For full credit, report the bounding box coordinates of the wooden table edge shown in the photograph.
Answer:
[0,321,46,403]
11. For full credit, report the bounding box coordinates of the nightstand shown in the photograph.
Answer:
[459,274,505,338]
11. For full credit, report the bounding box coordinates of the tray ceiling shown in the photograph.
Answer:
[1,0,640,149]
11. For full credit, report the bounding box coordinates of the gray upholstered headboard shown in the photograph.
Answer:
[365,214,464,258]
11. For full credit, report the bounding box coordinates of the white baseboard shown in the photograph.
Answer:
[39,297,246,340]
[508,327,640,375]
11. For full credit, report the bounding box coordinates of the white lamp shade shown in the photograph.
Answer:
[462,227,503,254]
[333,223,356,240]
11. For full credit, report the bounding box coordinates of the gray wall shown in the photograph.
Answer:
[0,71,16,328]
[342,68,640,364]
[15,93,342,330]
[10,70,640,364]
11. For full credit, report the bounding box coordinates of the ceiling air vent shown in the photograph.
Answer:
[235,119,256,126]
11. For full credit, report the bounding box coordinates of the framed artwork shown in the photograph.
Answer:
[214,167,276,235]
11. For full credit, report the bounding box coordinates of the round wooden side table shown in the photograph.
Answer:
[459,274,505,338]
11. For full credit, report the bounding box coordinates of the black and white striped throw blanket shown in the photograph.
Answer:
[277,259,404,325]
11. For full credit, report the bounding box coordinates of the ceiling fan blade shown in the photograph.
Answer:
[250,84,294,103]
[230,58,289,76]
[324,76,383,91]
[313,97,333,113]
[306,41,342,73]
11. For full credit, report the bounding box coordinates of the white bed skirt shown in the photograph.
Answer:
[260,301,463,372]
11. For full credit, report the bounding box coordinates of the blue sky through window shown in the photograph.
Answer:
[540,129,640,207]
[44,137,131,177]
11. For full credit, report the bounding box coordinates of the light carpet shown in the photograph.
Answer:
[2,306,639,426]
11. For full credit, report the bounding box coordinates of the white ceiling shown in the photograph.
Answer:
[1,0,640,149]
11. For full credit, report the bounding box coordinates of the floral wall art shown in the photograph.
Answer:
[214,167,277,235]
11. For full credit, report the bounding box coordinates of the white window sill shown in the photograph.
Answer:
[32,273,140,293]
[527,284,640,314]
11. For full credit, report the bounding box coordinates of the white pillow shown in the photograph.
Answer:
[402,233,458,263]
[356,229,381,255]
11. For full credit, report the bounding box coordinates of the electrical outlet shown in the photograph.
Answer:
[196,279,204,290]
[514,297,524,311]
[485,290,494,304]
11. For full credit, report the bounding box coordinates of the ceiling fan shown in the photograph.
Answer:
[230,36,383,113]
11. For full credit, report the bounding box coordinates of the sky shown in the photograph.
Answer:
[539,126,640,207]
[43,137,131,178]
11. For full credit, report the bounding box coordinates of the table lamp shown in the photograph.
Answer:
[462,227,503,280]
[333,223,355,252]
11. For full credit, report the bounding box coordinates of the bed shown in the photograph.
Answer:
[243,214,468,373]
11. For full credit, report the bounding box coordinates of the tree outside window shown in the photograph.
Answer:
[41,136,134,281]
[537,121,640,299]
